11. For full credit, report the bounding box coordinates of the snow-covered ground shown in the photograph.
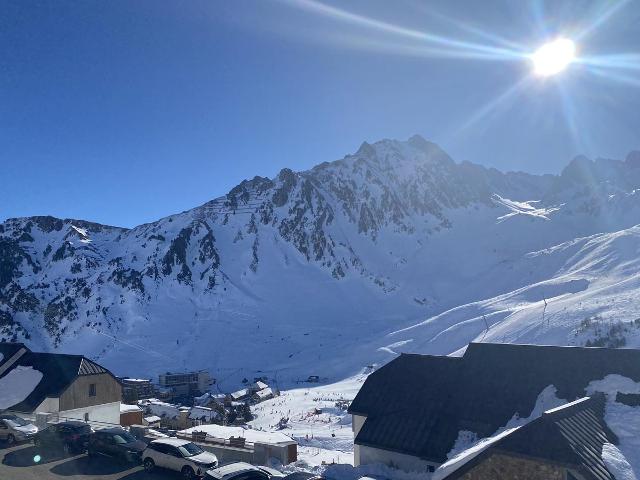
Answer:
[249,374,369,467]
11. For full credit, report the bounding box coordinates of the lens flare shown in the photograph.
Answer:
[531,38,576,76]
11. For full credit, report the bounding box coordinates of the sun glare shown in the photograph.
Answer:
[531,38,576,76]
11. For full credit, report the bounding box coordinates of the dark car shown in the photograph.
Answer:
[88,427,146,463]
[33,421,92,454]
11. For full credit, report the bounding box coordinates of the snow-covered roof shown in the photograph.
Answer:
[255,387,273,399]
[255,381,268,390]
[433,427,519,480]
[180,424,296,445]
[120,403,142,413]
[145,399,181,418]
[231,388,249,400]
[350,343,640,464]
[189,406,221,421]
[144,415,162,423]
[435,395,619,480]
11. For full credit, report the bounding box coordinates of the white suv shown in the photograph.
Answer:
[205,462,284,480]
[0,414,38,445]
[143,438,218,479]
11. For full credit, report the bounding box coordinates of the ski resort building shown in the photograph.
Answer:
[0,342,122,426]
[120,377,155,403]
[435,395,617,480]
[158,370,213,397]
[349,343,640,475]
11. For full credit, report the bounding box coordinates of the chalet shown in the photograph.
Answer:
[229,388,250,402]
[435,395,616,480]
[0,342,122,426]
[253,387,274,403]
[143,415,162,428]
[349,343,640,474]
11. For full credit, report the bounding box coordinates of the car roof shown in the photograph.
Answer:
[150,437,192,447]
[283,473,319,480]
[57,421,88,427]
[95,427,128,434]
[208,462,260,478]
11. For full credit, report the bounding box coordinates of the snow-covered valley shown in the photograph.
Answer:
[2,135,640,389]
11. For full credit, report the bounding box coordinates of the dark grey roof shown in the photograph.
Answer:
[350,342,640,463]
[442,395,617,480]
[0,343,114,413]
[0,342,27,361]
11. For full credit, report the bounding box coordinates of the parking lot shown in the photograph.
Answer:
[0,442,176,480]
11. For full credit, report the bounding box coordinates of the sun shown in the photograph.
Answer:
[531,38,576,77]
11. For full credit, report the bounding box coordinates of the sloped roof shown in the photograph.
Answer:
[441,395,617,480]
[350,343,640,463]
[0,342,27,362]
[0,343,115,413]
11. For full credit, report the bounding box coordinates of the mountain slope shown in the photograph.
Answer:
[2,136,640,386]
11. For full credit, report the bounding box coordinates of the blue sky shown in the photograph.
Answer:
[2,0,639,227]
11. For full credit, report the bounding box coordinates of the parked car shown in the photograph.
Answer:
[205,462,284,480]
[33,421,92,454]
[0,414,38,445]
[142,438,218,479]
[88,427,146,463]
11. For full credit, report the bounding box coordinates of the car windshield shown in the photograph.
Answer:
[5,417,30,427]
[113,432,136,444]
[178,442,204,457]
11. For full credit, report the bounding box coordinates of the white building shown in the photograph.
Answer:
[0,342,122,427]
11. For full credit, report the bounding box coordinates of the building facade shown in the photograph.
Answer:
[158,370,212,397]
[349,343,640,475]
[0,343,122,426]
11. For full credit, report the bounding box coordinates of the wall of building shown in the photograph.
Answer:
[59,373,121,411]
[457,453,567,480]
[356,444,439,472]
[60,401,122,426]
[120,410,144,427]
[35,397,60,414]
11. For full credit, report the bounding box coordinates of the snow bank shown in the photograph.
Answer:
[503,384,567,429]
[180,424,295,445]
[120,403,142,413]
[602,443,637,480]
[0,365,43,409]
[587,375,640,476]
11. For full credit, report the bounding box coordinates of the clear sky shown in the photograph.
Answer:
[2,0,639,227]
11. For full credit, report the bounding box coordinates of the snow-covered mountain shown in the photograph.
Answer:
[3,135,640,385]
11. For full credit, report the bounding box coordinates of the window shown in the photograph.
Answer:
[177,442,204,457]
[89,383,96,397]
